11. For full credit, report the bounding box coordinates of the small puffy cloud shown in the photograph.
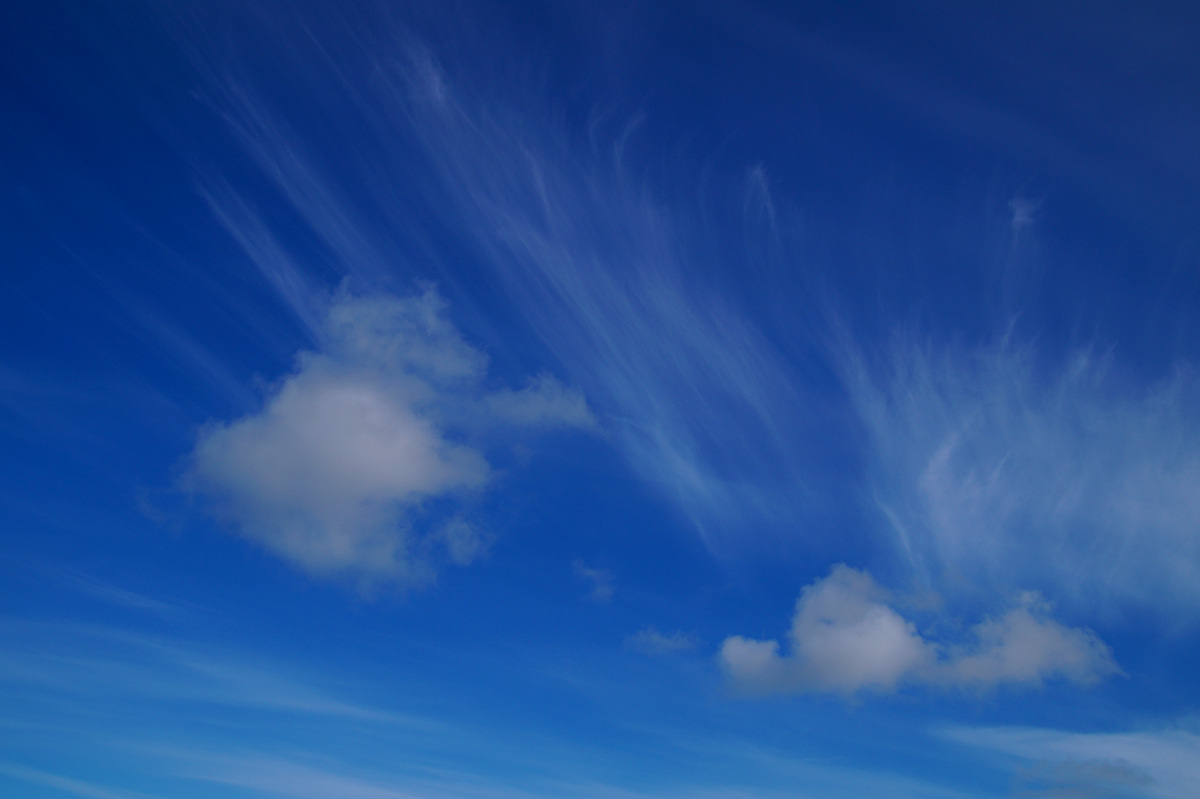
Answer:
[486,373,596,430]
[721,565,933,695]
[433,517,490,567]
[188,286,593,586]
[192,374,488,581]
[625,626,698,655]
[939,593,1120,687]
[720,566,1118,696]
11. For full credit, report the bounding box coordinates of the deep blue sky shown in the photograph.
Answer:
[4,1,1200,797]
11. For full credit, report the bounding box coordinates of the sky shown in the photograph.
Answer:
[3,0,1200,796]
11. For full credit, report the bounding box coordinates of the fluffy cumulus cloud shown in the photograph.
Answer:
[847,337,1200,617]
[722,566,932,694]
[189,286,593,585]
[720,566,1119,696]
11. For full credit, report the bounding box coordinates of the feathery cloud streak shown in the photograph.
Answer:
[193,35,818,542]
[0,762,159,799]
[187,14,1200,620]
[397,53,820,538]
[167,9,827,553]
[846,336,1200,616]
[947,725,1200,799]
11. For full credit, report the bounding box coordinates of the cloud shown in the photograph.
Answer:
[168,745,974,799]
[51,569,183,617]
[573,560,614,603]
[0,621,414,724]
[386,52,820,543]
[946,725,1200,799]
[845,336,1200,617]
[189,11,1200,608]
[720,566,933,695]
[486,374,597,430]
[1008,197,1042,234]
[720,566,1118,696]
[182,754,424,799]
[188,286,592,585]
[624,627,698,655]
[0,761,159,799]
[939,593,1120,687]
[1011,759,1153,799]
[189,29,839,553]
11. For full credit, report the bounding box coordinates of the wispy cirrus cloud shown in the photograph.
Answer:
[0,617,992,799]
[0,621,415,724]
[187,24,821,548]
[945,725,1200,799]
[400,54,816,542]
[845,335,1200,618]
[188,286,592,586]
[53,570,185,617]
[0,761,160,799]
[179,754,427,799]
[720,565,1118,696]
[167,746,974,799]
[180,6,1200,624]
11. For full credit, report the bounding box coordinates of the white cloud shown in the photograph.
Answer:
[720,566,1118,696]
[573,560,614,603]
[720,566,933,695]
[1008,197,1041,234]
[486,374,597,430]
[189,286,593,585]
[946,725,1200,799]
[846,337,1200,617]
[939,593,1119,687]
[0,761,158,799]
[53,569,183,617]
[0,622,411,723]
[397,55,819,543]
[197,40,836,553]
[625,627,698,655]
[194,22,1200,613]
[185,755,424,799]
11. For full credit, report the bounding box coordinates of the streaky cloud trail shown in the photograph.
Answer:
[187,18,834,552]
[175,1,1200,621]
[843,333,1200,618]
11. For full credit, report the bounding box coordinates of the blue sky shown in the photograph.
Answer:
[3,0,1200,796]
